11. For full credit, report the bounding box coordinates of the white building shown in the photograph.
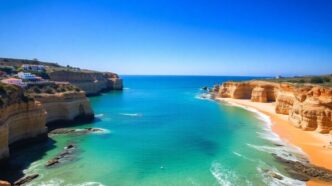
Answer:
[1,78,26,87]
[22,64,45,72]
[17,72,42,81]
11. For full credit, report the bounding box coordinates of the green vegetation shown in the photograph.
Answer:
[0,83,33,108]
[0,57,60,68]
[25,83,82,95]
[310,77,324,84]
[0,66,15,74]
[263,75,332,87]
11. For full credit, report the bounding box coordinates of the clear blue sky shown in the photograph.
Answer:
[0,0,331,76]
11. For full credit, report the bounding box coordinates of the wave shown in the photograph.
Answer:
[210,162,237,186]
[195,93,213,101]
[246,144,306,163]
[75,182,106,186]
[95,113,104,118]
[120,113,143,117]
[75,128,111,134]
[27,178,64,186]
[257,166,305,186]
[232,151,256,162]
[28,179,106,186]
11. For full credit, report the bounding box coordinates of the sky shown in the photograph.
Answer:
[0,0,331,76]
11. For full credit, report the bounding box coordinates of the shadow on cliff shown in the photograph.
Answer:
[0,137,56,183]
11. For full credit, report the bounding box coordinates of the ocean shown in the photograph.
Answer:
[2,76,306,186]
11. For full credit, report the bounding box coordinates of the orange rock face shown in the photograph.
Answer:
[217,81,332,133]
[0,180,11,186]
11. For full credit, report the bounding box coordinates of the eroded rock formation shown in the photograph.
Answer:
[0,84,95,163]
[216,81,332,133]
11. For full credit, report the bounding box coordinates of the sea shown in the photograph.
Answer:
[1,76,307,186]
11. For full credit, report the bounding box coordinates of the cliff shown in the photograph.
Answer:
[216,81,332,134]
[48,70,123,96]
[0,83,95,163]
[0,84,47,162]
[32,92,94,124]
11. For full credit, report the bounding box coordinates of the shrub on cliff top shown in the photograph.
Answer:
[310,77,324,84]
[323,77,331,82]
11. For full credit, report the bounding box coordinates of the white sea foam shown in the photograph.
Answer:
[95,113,104,118]
[257,166,305,186]
[215,99,310,185]
[27,179,106,186]
[120,113,143,117]
[23,161,43,175]
[219,99,308,161]
[27,178,65,186]
[69,128,111,135]
[210,162,235,186]
[75,182,106,186]
[232,151,255,162]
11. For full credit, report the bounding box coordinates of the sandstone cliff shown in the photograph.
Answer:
[32,91,94,124]
[216,81,332,134]
[0,83,95,163]
[0,85,47,161]
[48,70,123,96]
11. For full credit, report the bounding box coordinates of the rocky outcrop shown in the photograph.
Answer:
[14,174,39,186]
[48,70,123,96]
[218,82,254,99]
[272,154,332,182]
[217,80,332,133]
[218,81,277,101]
[31,91,94,124]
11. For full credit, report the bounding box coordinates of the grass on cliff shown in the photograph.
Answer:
[0,83,33,108]
[25,84,81,95]
[262,75,332,87]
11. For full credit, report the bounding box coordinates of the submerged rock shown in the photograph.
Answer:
[272,154,332,182]
[45,144,76,167]
[201,86,208,91]
[49,128,103,135]
[14,174,39,186]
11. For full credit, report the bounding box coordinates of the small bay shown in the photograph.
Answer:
[6,76,305,186]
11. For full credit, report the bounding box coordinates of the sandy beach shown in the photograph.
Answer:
[217,98,332,186]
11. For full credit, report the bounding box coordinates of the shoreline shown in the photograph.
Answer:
[216,98,332,186]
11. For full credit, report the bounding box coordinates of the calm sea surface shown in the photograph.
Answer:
[2,76,305,186]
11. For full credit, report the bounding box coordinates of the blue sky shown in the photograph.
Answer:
[0,0,331,76]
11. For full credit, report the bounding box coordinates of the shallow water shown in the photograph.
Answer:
[3,76,306,186]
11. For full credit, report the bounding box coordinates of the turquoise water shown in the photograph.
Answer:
[4,76,305,186]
